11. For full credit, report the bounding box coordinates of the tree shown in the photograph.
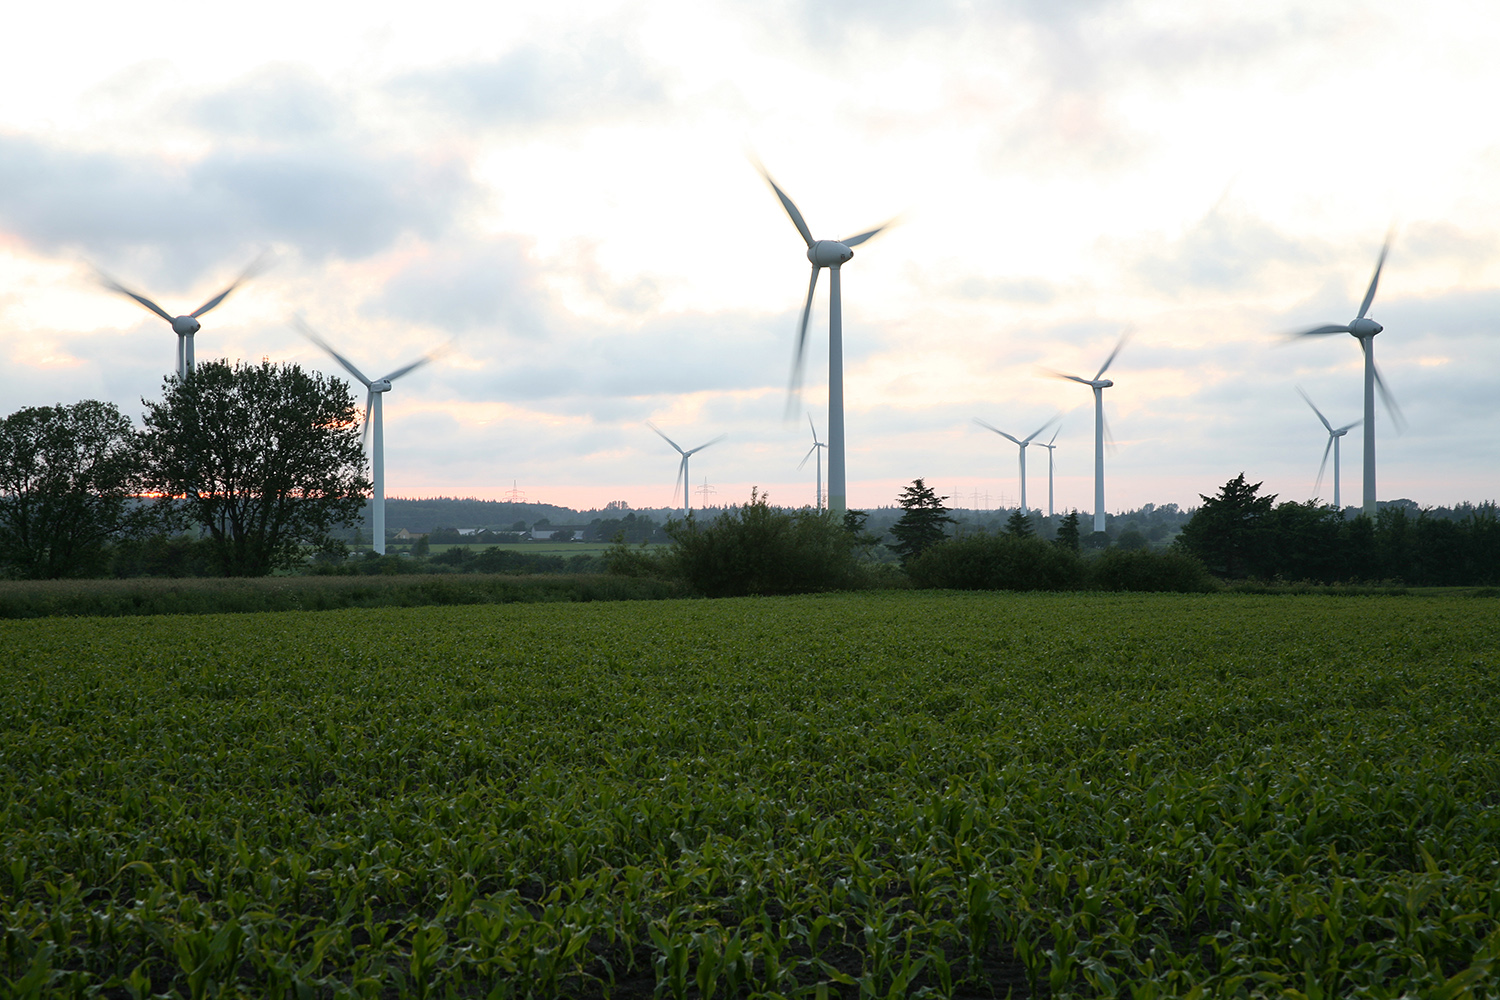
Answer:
[1175,473,1276,578]
[1003,509,1034,538]
[140,360,370,576]
[0,401,143,578]
[888,479,955,566]
[1055,509,1081,552]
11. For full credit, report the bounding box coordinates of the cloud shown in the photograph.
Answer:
[0,133,476,284]
[1132,202,1318,295]
[181,64,347,142]
[392,35,669,129]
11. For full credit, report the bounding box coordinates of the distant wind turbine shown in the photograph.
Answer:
[648,422,724,518]
[296,317,440,556]
[1052,335,1127,533]
[98,256,268,379]
[1292,233,1405,516]
[1297,388,1361,511]
[1035,425,1061,517]
[798,414,828,510]
[974,414,1059,515]
[759,163,893,517]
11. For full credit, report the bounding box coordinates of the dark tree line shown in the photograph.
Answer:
[0,360,369,579]
[1177,474,1500,585]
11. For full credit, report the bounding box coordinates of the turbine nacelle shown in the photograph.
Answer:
[1349,317,1382,337]
[1096,378,1114,389]
[369,379,393,393]
[807,240,854,267]
[171,316,201,336]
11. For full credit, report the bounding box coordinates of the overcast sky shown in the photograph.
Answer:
[2,0,1497,513]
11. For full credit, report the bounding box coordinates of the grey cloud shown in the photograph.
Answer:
[181,65,347,141]
[0,134,476,284]
[1133,205,1318,295]
[374,238,553,337]
[393,35,668,128]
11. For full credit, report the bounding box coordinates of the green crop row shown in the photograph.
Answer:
[2,592,1498,997]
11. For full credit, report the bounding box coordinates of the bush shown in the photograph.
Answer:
[1087,548,1218,593]
[907,532,1085,591]
[662,490,865,597]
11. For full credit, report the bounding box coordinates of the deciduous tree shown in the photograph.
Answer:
[0,400,143,578]
[140,360,369,576]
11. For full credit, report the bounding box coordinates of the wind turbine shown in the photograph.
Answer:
[1292,234,1404,516]
[99,256,266,379]
[1052,336,1127,533]
[760,165,892,517]
[798,414,828,510]
[974,415,1059,515]
[648,423,724,518]
[1035,425,1061,517]
[1297,388,1361,512]
[296,318,438,556]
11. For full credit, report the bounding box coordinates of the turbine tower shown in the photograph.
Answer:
[1298,388,1361,512]
[1035,425,1061,517]
[798,414,828,510]
[99,256,266,379]
[974,415,1059,515]
[1054,337,1126,533]
[649,423,724,518]
[297,318,438,556]
[760,165,891,517]
[1293,235,1404,516]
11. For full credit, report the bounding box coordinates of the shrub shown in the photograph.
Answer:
[1088,548,1218,593]
[907,532,1085,591]
[662,489,864,597]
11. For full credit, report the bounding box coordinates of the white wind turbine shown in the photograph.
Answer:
[760,165,892,517]
[1052,336,1127,533]
[296,318,439,556]
[1298,388,1361,512]
[974,415,1059,516]
[1034,425,1061,517]
[1292,234,1404,516]
[648,423,724,518]
[99,256,267,379]
[798,414,828,510]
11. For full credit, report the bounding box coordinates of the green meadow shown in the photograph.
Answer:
[2,592,1498,997]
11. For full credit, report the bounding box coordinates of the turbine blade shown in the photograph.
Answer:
[1023,413,1060,444]
[807,412,818,444]
[1357,234,1391,320]
[379,355,433,383]
[798,444,818,470]
[362,391,373,450]
[686,434,727,456]
[1094,333,1129,381]
[786,265,820,417]
[1047,424,1061,446]
[99,273,175,324]
[759,167,814,246]
[1337,419,1362,433]
[1294,324,1352,338]
[1296,386,1334,432]
[294,316,374,387]
[973,417,1022,446]
[1103,409,1117,454]
[842,219,896,248]
[673,457,686,506]
[1316,436,1333,496]
[1372,361,1406,433]
[647,421,685,455]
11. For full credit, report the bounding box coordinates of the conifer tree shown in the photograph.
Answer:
[889,479,955,566]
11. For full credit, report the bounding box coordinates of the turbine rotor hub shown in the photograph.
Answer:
[1097,379,1113,388]
[807,240,854,267]
[370,379,392,393]
[1349,317,1382,337]
[172,316,201,336]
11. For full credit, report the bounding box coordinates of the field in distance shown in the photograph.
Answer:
[3,592,1498,997]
